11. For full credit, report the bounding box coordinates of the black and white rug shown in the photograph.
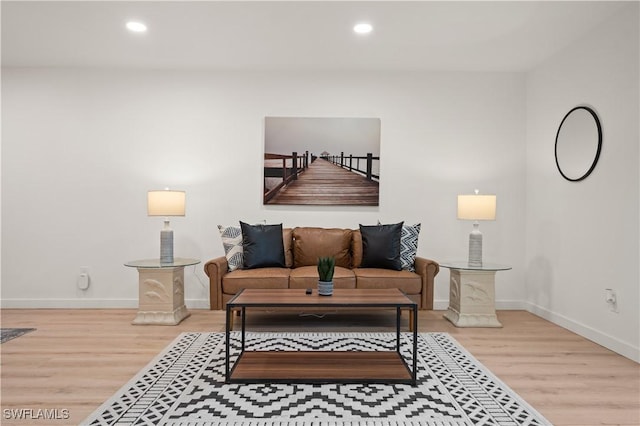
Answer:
[83,332,551,426]
[0,328,36,343]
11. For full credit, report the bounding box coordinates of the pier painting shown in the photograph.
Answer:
[264,117,381,206]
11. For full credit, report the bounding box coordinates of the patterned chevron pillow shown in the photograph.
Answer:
[376,221,421,271]
[400,223,421,272]
[217,225,243,272]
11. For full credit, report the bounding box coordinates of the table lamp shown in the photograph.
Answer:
[457,190,496,267]
[147,189,186,264]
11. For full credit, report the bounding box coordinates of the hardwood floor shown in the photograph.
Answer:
[1,309,638,425]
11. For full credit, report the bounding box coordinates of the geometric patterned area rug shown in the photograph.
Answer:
[82,332,551,426]
[0,328,36,344]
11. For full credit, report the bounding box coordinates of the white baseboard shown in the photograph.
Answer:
[433,300,448,310]
[433,299,525,311]
[0,298,138,309]
[187,299,210,309]
[525,302,640,363]
[0,298,211,310]
[6,298,519,311]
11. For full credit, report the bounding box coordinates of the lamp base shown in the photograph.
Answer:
[160,227,174,264]
[468,222,483,267]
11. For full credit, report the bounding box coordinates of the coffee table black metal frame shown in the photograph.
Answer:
[225,288,418,386]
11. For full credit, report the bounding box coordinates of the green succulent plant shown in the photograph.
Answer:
[317,256,336,282]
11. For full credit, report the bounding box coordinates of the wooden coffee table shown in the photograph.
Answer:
[225,288,418,385]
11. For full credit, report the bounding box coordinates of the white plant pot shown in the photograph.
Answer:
[317,281,334,296]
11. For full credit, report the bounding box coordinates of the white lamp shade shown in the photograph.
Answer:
[457,194,496,220]
[147,190,186,216]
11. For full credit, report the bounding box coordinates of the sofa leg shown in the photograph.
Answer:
[226,308,241,331]
[400,308,415,332]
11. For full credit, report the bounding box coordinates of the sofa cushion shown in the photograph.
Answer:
[400,223,421,272]
[353,224,421,271]
[222,267,290,295]
[282,228,293,268]
[354,268,422,294]
[240,222,286,269]
[292,227,352,268]
[218,226,293,271]
[217,225,244,272]
[359,222,403,270]
[351,230,363,268]
[289,266,356,289]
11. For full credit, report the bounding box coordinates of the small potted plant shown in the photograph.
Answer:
[317,256,335,296]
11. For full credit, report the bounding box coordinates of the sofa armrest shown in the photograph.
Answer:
[204,256,228,310]
[413,257,440,310]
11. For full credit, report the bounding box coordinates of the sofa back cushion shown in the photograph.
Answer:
[292,227,353,268]
[351,230,363,268]
[283,228,293,268]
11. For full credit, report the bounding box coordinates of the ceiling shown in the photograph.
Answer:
[1,1,628,72]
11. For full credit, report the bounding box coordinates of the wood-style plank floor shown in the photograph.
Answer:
[1,309,638,425]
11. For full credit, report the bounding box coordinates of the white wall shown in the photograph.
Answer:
[1,70,526,310]
[525,3,639,362]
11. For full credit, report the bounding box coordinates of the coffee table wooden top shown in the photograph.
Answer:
[228,288,416,308]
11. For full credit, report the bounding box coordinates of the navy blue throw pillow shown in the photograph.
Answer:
[359,222,404,270]
[240,221,286,269]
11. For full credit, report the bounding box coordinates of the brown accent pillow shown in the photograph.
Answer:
[292,227,352,268]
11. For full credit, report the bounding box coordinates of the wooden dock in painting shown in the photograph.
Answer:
[266,158,379,206]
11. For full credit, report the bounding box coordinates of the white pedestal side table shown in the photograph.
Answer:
[125,258,200,325]
[440,261,511,328]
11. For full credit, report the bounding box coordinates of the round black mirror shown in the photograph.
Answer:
[554,106,602,182]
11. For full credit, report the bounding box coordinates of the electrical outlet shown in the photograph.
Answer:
[605,288,618,313]
[78,267,90,290]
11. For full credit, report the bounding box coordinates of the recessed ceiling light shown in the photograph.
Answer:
[353,23,373,34]
[126,21,147,33]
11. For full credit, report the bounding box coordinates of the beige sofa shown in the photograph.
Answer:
[205,227,439,310]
